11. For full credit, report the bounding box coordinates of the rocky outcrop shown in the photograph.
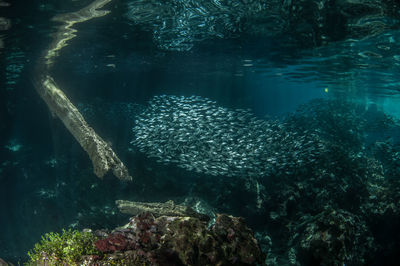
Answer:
[91,212,265,265]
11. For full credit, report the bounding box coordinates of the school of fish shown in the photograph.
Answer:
[131,95,325,177]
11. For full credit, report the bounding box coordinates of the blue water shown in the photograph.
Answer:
[1,0,400,265]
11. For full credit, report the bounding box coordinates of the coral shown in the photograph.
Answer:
[95,234,129,252]
[212,214,263,265]
[293,209,373,266]
[27,212,264,265]
[93,212,264,265]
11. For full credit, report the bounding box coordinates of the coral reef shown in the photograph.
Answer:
[16,98,400,266]
[92,212,264,265]
[27,212,264,265]
[294,209,374,265]
[179,99,400,265]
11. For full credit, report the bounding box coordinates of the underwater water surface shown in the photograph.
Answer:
[1,0,400,265]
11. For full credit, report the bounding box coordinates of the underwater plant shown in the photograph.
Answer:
[27,229,100,265]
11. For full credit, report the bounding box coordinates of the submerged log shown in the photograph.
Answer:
[34,0,132,181]
[0,258,11,266]
[36,75,132,181]
[116,200,210,221]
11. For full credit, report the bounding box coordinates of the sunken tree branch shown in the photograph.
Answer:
[34,0,132,181]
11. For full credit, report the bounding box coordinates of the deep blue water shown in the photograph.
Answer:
[1,0,400,264]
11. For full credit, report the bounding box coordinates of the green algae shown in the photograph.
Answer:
[27,229,100,265]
